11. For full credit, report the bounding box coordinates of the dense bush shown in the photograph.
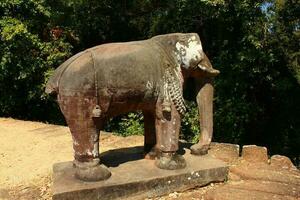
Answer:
[0,0,299,164]
[0,0,72,123]
[105,112,144,137]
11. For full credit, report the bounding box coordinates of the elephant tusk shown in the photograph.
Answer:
[197,64,220,76]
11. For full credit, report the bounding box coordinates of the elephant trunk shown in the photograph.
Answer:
[197,77,214,143]
[190,77,214,155]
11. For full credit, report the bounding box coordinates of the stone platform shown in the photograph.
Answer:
[52,146,228,200]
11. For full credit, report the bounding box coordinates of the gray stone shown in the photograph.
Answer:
[52,148,228,200]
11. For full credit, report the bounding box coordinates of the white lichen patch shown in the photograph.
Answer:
[92,143,99,157]
[175,36,203,68]
[174,64,184,85]
[146,81,154,90]
[72,135,79,146]
[86,150,93,156]
[188,35,197,42]
[73,140,79,146]
[168,192,179,198]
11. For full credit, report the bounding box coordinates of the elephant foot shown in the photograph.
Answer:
[155,152,186,170]
[74,159,111,181]
[190,143,210,155]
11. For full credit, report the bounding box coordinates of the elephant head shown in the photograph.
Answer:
[152,33,219,155]
[173,33,219,75]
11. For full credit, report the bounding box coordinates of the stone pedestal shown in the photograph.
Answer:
[52,147,228,200]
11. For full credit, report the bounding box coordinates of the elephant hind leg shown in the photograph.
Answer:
[143,110,157,159]
[58,95,111,181]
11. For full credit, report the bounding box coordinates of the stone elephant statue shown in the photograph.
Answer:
[46,33,219,181]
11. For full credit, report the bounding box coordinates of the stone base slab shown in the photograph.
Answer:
[52,147,228,200]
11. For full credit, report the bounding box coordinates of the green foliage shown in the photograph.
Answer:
[181,101,200,143]
[105,112,144,137]
[0,0,72,122]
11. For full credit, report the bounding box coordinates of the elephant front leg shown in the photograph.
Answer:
[154,100,186,170]
[191,77,214,155]
[58,95,111,181]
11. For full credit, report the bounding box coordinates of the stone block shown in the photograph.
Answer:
[209,142,240,164]
[241,145,268,163]
[205,185,297,200]
[270,155,298,171]
[52,147,228,200]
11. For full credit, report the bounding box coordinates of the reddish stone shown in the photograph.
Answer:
[209,142,240,164]
[205,185,297,200]
[270,155,298,171]
[227,171,241,181]
[241,145,268,164]
[230,162,300,185]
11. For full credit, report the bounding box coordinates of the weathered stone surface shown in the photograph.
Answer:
[209,142,240,164]
[227,171,241,181]
[230,162,300,185]
[204,144,300,200]
[241,145,268,163]
[205,186,296,200]
[270,155,298,171]
[206,179,300,200]
[52,148,228,200]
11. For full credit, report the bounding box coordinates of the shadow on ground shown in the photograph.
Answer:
[100,141,193,167]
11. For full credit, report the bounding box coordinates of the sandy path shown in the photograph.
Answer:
[0,118,143,199]
[0,118,72,187]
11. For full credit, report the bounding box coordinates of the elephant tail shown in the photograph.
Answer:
[45,51,85,95]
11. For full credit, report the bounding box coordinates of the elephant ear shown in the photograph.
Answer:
[162,62,186,115]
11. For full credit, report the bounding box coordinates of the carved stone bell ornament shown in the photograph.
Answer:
[92,105,102,118]
[162,99,172,113]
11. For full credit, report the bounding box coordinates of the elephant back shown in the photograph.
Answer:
[46,41,164,97]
